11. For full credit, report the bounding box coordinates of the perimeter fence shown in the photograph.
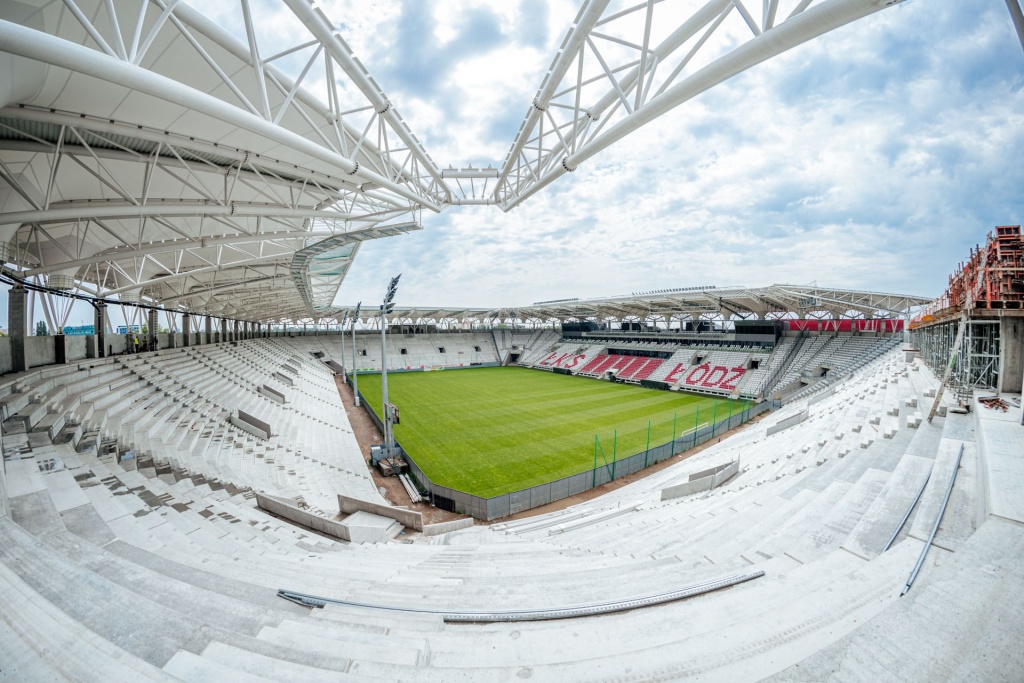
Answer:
[352,376,776,520]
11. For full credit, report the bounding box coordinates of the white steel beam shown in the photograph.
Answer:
[100,256,289,296]
[498,0,902,210]
[23,230,342,276]
[1007,0,1024,53]
[282,0,449,201]
[0,202,358,226]
[0,19,440,211]
[493,0,612,196]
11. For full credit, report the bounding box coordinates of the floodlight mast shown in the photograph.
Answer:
[340,311,348,381]
[351,302,362,407]
[380,275,401,462]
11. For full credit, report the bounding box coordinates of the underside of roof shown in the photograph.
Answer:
[333,284,931,326]
[0,0,934,324]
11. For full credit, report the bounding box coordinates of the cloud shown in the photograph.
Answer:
[337,0,1024,311]
[6,1,1021,328]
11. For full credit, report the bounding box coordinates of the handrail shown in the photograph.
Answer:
[758,335,804,397]
[278,569,765,622]
[882,465,934,553]
[901,444,963,596]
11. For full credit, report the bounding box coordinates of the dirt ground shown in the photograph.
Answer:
[334,374,770,527]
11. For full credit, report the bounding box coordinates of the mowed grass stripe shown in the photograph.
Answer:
[356,366,750,498]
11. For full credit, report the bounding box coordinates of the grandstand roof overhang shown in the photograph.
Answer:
[333,285,930,326]
[0,1,944,324]
[0,0,438,322]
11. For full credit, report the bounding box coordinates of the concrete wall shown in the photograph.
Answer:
[255,493,350,541]
[999,318,1023,393]
[108,335,127,355]
[661,460,740,501]
[766,409,808,436]
[0,447,9,519]
[337,494,424,531]
[422,517,474,536]
[230,410,272,439]
[0,337,12,375]
[27,336,55,368]
[67,335,88,361]
[808,387,835,406]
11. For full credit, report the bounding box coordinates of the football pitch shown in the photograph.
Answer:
[356,366,751,498]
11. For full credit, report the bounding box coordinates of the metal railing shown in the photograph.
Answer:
[353,378,774,520]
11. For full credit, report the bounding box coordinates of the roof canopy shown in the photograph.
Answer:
[0,0,927,323]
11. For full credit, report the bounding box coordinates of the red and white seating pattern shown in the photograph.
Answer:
[536,344,606,371]
[577,354,664,381]
[660,350,753,396]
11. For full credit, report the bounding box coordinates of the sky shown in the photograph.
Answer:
[3,0,1023,329]
[324,0,1024,310]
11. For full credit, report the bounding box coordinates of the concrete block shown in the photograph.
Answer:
[883,427,898,439]
[32,412,65,441]
[851,424,863,433]
[887,406,900,416]
[870,416,881,425]
[904,398,918,408]
[342,511,403,544]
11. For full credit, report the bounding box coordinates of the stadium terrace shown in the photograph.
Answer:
[0,1,1022,682]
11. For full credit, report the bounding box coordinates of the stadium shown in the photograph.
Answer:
[0,1,1022,682]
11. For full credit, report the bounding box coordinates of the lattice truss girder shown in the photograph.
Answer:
[0,0,449,206]
[0,0,448,322]
[334,285,930,327]
[0,114,417,321]
[0,0,927,324]
[492,0,905,210]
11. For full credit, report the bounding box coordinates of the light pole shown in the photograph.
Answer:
[340,311,348,383]
[351,302,361,407]
[380,274,401,461]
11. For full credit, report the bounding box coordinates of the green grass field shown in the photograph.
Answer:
[357,366,751,498]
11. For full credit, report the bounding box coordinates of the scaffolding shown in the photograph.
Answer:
[911,318,1000,400]
[912,225,1024,326]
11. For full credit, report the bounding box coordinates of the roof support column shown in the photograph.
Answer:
[182,313,191,347]
[8,286,28,373]
[148,309,158,351]
[205,316,212,346]
[93,302,107,359]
